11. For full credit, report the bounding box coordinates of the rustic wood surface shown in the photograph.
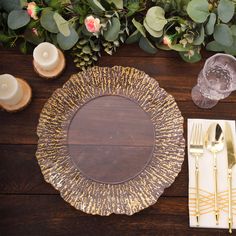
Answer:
[1,45,236,236]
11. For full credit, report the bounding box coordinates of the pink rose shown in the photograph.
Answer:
[32,28,38,36]
[84,15,101,33]
[27,2,40,20]
[163,35,172,46]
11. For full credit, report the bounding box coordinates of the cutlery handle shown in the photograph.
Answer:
[228,169,233,234]
[213,153,219,225]
[195,155,200,226]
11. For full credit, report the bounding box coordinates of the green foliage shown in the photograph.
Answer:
[2,0,236,70]
[193,25,204,45]
[7,10,30,30]
[139,36,157,54]
[205,13,216,35]
[40,9,59,33]
[1,0,21,12]
[132,18,146,37]
[145,7,167,31]
[57,27,79,50]
[104,17,121,41]
[87,0,105,13]
[107,0,123,9]
[179,50,202,63]
[53,12,70,37]
[218,0,234,23]
[187,0,209,23]
[125,30,141,44]
[213,24,233,47]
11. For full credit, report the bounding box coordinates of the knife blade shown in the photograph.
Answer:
[225,122,236,234]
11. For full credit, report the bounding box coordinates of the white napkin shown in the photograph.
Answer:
[188,118,236,229]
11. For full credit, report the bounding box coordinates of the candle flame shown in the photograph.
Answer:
[43,51,49,58]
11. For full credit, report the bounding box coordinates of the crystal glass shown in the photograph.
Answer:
[191,53,236,109]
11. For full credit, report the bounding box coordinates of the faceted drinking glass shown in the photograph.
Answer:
[191,53,236,109]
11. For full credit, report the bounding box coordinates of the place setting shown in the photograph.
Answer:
[188,119,236,233]
[1,0,236,235]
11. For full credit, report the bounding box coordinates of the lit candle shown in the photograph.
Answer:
[0,74,23,105]
[33,42,59,71]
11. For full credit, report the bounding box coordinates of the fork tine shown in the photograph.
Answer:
[189,122,204,226]
[196,123,200,145]
[199,124,203,145]
[190,123,196,145]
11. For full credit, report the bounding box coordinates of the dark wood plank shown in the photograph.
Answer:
[0,144,187,196]
[0,195,229,236]
[0,44,213,58]
[1,47,235,101]
[1,44,235,235]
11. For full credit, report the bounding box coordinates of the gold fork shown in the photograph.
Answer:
[189,123,204,226]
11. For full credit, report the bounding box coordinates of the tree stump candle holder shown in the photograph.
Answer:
[0,78,32,112]
[33,49,66,80]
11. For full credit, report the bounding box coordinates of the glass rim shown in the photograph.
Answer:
[202,53,236,93]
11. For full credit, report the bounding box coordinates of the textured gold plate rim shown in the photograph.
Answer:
[36,66,185,216]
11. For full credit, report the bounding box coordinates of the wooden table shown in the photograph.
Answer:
[0,45,234,235]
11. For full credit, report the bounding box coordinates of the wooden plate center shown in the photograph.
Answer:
[67,95,155,184]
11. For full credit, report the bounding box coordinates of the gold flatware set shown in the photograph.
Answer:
[190,121,236,233]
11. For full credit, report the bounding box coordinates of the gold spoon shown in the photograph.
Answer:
[205,123,224,225]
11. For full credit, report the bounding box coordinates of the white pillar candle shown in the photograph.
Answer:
[0,74,23,105]
[33,42,59,71]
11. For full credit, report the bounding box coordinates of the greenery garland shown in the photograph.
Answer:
[0,0,236,70]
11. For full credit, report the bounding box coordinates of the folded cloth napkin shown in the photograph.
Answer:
[188,118,236,229]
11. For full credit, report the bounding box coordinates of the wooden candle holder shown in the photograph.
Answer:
[33,49,65,80]
[0,78,32,112]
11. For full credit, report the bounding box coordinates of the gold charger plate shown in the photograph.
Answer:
[36,66,185,215]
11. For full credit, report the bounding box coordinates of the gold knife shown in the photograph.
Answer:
[225,122,236,234]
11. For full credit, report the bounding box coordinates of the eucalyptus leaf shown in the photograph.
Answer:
[205,13,216,35]
[139,36,157,54]
[231,25,236,36]
[7,10,30,30]
[218,0,234,23]
[107,0,123,9]
[224,37,236,55]
[126,0,140,16]
[87,0,105,13]
[132,18,146,37]
[125,30,141,44]
[169,44,190,51]
[0,33,11,42]
[53,12,70,37]
[2,0,21,12]
[193,25,204,45]
[179,51,202,63]
[40,9,59,33]
[206,40,225,51]
[104,17,121,41]
[143,19,163,38]
[82,25,93,37]
[156,44,172,51]
[57,27,79,50]
[213,24,233,47]
[46,0,61,8]
[187,0,209,23]
[145,6,167,32]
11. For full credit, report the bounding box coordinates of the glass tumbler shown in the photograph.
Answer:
[191,53,236,109]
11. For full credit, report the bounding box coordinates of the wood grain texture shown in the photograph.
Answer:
[0,195,230,236]
[0,45,234,235]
